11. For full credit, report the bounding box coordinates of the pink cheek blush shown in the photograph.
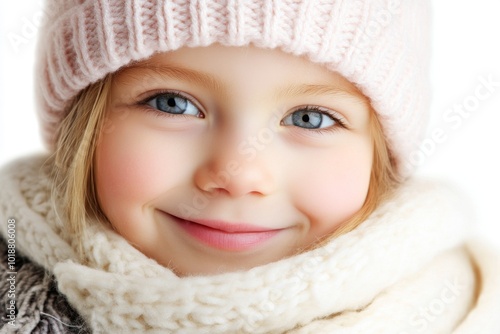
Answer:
[95,134,168,208]
[292,150,372,229]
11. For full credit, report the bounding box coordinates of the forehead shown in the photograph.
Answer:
[118,44,367,100]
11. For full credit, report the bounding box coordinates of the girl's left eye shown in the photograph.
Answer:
[145,92,201,117]
[281,108,337,130]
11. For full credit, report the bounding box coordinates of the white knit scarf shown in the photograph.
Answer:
[1,155,499,334]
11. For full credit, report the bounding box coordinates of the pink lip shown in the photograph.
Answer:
[167,214,283,251]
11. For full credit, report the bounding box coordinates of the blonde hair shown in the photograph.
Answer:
[51,75,397,257]
[51,75,113,255]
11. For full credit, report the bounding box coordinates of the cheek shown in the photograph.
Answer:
[95,122,183,220]
[293,143,372,231]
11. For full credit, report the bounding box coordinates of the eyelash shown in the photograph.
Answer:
[138,90,205,119]
[284,106,348,134]
[137,90,348,132]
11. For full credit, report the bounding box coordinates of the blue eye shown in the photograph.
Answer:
[282,108,336,129]
[146,93,201,116]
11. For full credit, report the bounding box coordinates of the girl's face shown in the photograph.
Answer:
[95,44,373,276]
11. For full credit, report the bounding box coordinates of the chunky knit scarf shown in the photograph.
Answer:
[1,155,499,334]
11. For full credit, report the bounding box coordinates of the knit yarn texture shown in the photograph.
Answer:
[0,238,89,333]
[36,0,431,177]
[2,155,500,333]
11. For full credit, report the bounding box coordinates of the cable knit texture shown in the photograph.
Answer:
[1,155,500,333]
[35,0,431,177]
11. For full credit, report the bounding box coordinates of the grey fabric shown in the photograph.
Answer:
[0,237,90,334]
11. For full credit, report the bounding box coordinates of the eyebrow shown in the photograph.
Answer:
[273,84,366,103]
[120,63,228,99]
[120,63,365,104]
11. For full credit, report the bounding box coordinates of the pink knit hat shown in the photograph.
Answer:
[36,0,431,177]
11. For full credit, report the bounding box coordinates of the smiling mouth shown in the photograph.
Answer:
[164,213,285,251]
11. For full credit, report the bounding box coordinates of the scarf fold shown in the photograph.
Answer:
[1,155,499,334]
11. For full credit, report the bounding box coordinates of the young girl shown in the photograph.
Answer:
[1,0,499,333]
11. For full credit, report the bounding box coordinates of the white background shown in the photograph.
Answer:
[1,2,499,246]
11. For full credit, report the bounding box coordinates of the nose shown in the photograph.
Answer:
[193,134,276,198]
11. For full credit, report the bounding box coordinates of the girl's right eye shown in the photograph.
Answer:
[145,92,202,117]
